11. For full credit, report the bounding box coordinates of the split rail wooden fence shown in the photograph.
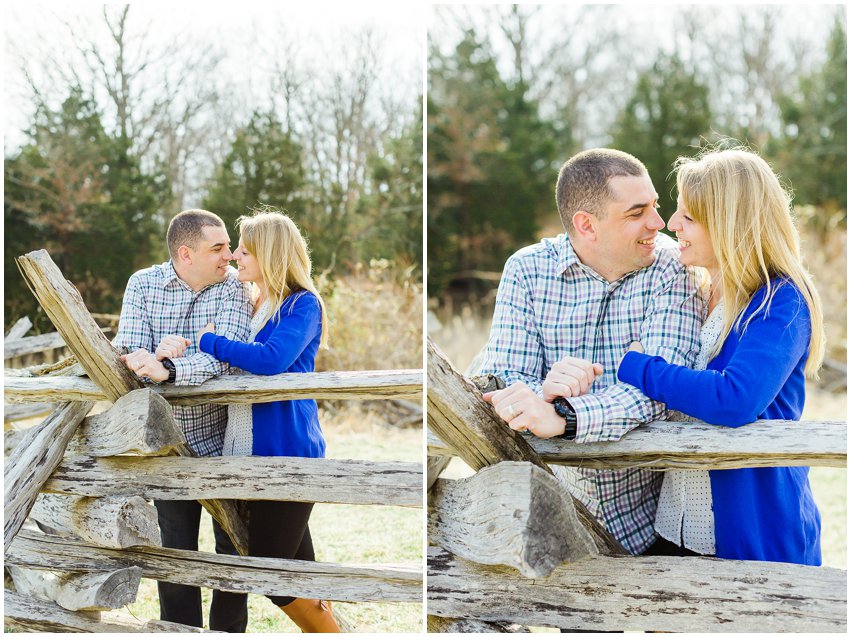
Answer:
[426,337,847,633]
[3,249,424,632]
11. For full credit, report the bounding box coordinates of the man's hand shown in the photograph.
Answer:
[483,381,567,439]
[120,349,169,382]
[542,356,604,401]
[155,335,191,361]
[196,322,216,345]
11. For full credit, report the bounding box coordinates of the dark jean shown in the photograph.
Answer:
[247,500,315,607]
[154,499,248,632]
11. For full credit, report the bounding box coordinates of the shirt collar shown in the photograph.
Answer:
[556,234,641,287]
[162,260,192,291]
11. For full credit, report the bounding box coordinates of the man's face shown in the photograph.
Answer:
[589,174,665,280]
[186,225,233,287]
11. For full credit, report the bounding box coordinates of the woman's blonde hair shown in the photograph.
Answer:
[237,208,328,347]
[675,147,824,378]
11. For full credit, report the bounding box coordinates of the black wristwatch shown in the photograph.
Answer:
[553,397,578,440]
[161,357,177,384]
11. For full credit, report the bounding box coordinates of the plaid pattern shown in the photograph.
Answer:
[113,261,252,457]
[480,233,704,554]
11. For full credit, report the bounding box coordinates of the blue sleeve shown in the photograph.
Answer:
[199,293,321,375]
[616,283,810,427]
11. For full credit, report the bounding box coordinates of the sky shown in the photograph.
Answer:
[3,2,426,151]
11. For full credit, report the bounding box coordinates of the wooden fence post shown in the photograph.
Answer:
[16,250,141,400]
[427,337,624,556]
[4,402,94,551]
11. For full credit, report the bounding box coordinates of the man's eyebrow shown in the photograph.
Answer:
[622,195,659,214]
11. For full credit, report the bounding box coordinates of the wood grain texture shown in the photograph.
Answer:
[427,547,847,633]
[44,456,423,508]
[4,401,94,552]
[5,369,423,404]
[16,249,141,400]
[66,388,186,457]
[427,455,451,491]
[4,402,53,423]
[5,332,70,359]
[429,462,597,578]
[31,494,161,549]
[427,615,529,633]
[5,316,33,340]
[427,338,624,556]
[8,529,423,603]
[428,420,847,469]
[4,589,213,632]
[7,564,142,611]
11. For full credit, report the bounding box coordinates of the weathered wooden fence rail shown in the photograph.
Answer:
[5,369,423,404]
[4,249,424,633]
[426,337,847,633]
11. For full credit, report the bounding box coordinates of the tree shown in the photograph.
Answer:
[359,100,424,271]
[4,88,167,329]
[427,30,556,295]
[774,16,846,221]
[612,52,712,218]
[202,110,305,239]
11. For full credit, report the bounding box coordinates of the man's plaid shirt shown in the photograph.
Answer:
[113,261,252,457]
[479,233,704,554]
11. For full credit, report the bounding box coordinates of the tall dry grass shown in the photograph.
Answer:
[317,260,423,372]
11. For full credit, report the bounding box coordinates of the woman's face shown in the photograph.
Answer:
[668,195,718,271]
[233,239,263,286]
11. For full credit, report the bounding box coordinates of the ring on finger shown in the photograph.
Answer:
[506,403,518,420]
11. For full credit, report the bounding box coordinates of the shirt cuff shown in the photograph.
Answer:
[617,350,653,391]
[170,357,195,386]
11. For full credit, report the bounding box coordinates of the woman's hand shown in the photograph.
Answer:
[196,323,216,345]
[155,335,191,360]
[542,356,604,401]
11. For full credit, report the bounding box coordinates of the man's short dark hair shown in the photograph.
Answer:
[555,149,647,233]
[166,209,225,260]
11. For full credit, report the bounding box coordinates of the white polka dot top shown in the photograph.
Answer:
[222,300,271,457]
[654,301,725,555]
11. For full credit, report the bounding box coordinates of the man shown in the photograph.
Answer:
[480,149,704,556]
[114,209,253,631]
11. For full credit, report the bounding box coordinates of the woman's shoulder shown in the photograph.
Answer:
[743,277,809,326]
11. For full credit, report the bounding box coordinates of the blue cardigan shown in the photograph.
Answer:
[617,280,821,565]
[199,291,326,459]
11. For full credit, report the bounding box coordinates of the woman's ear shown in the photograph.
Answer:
[572,210,597,241]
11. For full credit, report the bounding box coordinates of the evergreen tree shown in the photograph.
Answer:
[4,88,166,329]
[202,110,305,240]
[774,16,846,219]
[612,53,712,219]
[360,102,424,272]
[427,31,557,295]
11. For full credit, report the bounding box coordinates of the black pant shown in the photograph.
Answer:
[154,500,248,632]
[247,500,315,607]
[642,535,706,557]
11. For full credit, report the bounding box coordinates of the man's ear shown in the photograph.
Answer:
[572,210,597,241]
[176,245,192,265]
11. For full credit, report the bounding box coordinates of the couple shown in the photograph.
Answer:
[481,147,824,565]
[114,208,341,632]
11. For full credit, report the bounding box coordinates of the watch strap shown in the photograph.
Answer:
[553,397,578,440]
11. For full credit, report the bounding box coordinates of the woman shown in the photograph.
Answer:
[557,148,825,565]
[191,209,340,631]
